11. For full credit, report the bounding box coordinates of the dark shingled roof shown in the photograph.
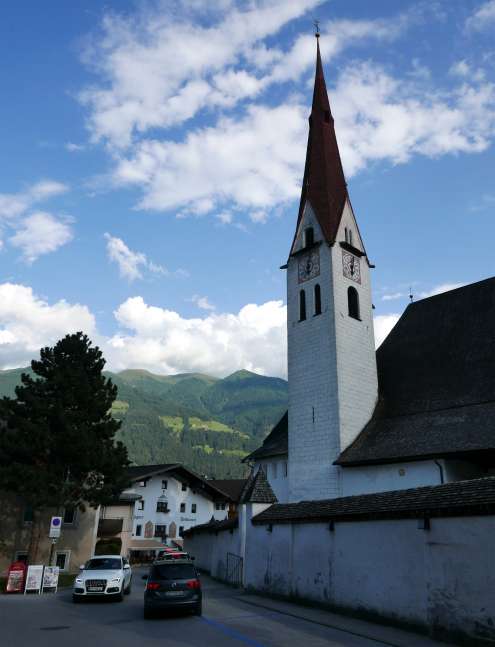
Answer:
[239,467,278,504]
[290,39,349,254]
[337,278,495,466]
[208,479,248,502]
[126,463,229,500]
[252,476,495,525]
[243,412,288,462]
[182,517,238,537]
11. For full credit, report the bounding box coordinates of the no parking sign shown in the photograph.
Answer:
[49,516,62,538]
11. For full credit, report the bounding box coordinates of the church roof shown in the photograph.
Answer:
[252,476,495,525]
[337,277,495,466]
[242,412,288,462]
[290,38,348,254]
[208,479,248,502]
[239,467,278,504]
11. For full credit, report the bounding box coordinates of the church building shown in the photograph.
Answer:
[245,36,495,503]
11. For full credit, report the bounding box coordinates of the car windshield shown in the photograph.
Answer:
[152,564,196,580]
[85,558,121,570]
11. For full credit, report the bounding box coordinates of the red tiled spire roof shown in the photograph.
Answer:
[292,37,348,251]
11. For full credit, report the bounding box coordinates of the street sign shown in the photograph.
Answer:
[49,516,62,538]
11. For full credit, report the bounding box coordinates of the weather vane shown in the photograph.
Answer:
[409,287,414,303]
[313,19,320,38]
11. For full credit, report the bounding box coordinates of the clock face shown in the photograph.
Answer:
[298,250,320,283]
[342,251,361,283]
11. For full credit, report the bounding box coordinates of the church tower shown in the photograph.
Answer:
[286,36,378,502]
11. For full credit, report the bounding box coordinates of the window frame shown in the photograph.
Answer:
[62,507,76,525]
[180,502,186,513]
[191,503,197,514]
[55,550,71,572]
[299,289,306,322]
[348,286,360,320]
[314,283,321,316]
[135,524,142,537]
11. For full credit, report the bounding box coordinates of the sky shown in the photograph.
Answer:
[0,0,494,378]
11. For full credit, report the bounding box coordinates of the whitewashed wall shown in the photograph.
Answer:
[184,528,241,579]
[342,459,485,496]
[244,515,495,644]
[254,458,288,502]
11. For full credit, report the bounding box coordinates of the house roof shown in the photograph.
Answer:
[239,467,278,504]
[252,476,495,525]
[208,479,248,502]
[243,412,288,462]
[126,463,230,501]
[290,37,348,255]
[337,278,495,466]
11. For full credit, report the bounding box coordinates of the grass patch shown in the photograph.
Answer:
[193,444,214,454]
[159,416,184,436]
[111,400,129,414]
[189,417,249,439]
[219,449,249,458]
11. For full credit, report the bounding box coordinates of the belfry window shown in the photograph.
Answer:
[349,230,353,246]
[299,290,306,321]
[314,284,321,316]
[304,226,314,247]
[348,287,360,320]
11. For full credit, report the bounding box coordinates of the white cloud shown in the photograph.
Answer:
[0,180,68,220]
[189,295,216,311]
[107,297,287,377]
[9,212,73,263]
[65,142,86,152]
[113,102,307,214]
[79,0,322,148]
[381,292,406,301]
[374,314,400,347]
[0,283,96,369]
[466,0,495,32]
[104,233,188,281]
[418,282,465,299]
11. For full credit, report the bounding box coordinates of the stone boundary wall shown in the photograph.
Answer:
[244,515,495,645]
[185,526,241,581]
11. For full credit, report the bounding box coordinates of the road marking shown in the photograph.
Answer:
[200,616,268,647]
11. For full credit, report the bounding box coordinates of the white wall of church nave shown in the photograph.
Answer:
[254,458,289,503]
[287,204,341,502]
[331,199,378,453]
[342,459,486,497]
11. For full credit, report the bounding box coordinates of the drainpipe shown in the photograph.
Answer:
[434,460,444,485]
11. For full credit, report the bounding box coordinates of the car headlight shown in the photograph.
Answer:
[110,577,121,583]
[75,578,83,584]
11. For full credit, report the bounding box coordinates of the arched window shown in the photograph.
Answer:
[304,226,314,247]
[348,287,360,320]
[299,290,306,321]
[314,284,321,315]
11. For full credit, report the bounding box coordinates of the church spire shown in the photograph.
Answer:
[292,35,348,251]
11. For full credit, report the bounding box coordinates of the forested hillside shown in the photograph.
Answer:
[0,367,288,478]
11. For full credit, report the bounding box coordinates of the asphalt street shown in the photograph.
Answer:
[0,569,447,647]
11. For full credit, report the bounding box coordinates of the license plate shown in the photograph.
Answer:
[165,591,184,597]
[88,586,104,592]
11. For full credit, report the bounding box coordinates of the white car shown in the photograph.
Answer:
[72,555,132,602]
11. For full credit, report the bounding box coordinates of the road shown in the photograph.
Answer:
[0,569,447,647]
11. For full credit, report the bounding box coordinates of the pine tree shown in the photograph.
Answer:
[0,332,129,560]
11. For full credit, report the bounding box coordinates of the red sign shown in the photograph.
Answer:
[6,561,27,593]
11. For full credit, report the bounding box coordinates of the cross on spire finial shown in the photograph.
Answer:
[313,19,320,38]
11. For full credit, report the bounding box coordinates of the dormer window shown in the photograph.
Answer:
[304,227,314,248]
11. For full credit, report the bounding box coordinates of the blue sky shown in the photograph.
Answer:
[0,0,494,377]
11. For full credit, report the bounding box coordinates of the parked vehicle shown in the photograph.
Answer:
[143,559,202,618]
[72,555,132,602]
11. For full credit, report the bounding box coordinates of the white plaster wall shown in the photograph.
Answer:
[342,459,487,496]
[244,515,495,643]
[255,458,289,503]
[331,200,378,454]
[210,528,241,580]
[287,204,341,502]
[126,473,227,543]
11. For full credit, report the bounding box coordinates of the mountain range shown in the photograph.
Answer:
[0,367,288,478]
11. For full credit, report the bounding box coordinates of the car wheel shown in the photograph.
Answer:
[194,603,202,616]
[144,607,154,620]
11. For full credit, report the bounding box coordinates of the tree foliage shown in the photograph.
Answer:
[0,332,129,512]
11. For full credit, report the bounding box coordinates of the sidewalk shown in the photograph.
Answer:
[236,593,453,647]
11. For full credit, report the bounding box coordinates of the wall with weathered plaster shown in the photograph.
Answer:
[342,459,486,496]
[244,515,495,644]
